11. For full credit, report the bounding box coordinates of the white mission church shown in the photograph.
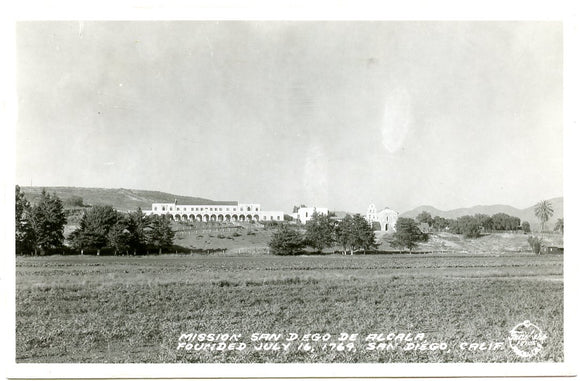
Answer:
[366,204,399,232]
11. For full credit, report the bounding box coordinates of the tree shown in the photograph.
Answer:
[334,214,377,255]
[129,207,150,253]
[107,216,139,255]
[335,215,354,255]
[528,236,542,254]
[350,214,377,254]
[292,204,307,213]
[554,218,563,234]
[269,225,305,256]
[457,216,481,238]
[391,218,428,253]
[29,189,67,255]
[474,214,493,232]
[69,205,119,252]
[304,211,335,252]
[15,185,35,254]
[432,216,450,232]
[145,214,175,254]
[521,221,531,234]
[534,200,554,232]
[415,211,433,227]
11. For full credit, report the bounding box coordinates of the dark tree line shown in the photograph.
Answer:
[415,210,527,238]
[269,212,376,255]
[16,186,67,255]
[69,206,174,255]
[15,185,174,256]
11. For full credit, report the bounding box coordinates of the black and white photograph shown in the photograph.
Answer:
[2,1,578,379]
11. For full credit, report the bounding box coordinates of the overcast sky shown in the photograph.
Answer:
[15,21,562,213]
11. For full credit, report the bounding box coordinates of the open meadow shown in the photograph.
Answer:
[16,252,563,363]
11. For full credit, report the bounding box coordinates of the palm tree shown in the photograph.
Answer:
[534,200,554,233]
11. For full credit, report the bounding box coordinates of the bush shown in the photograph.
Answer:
[391,218,428,253]
[522,221,531,234]
[268,226,305,256]
[528,236,542,254]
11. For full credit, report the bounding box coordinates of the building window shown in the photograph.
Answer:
[170,207,173,211]
[177,207,180,211]
[247,207,251,211]
[162,207,165,211]
[270,216,273,220]
[306,212,308,218]
[255,207,258,211]
[154,207,157,211]
[277,216,280,220]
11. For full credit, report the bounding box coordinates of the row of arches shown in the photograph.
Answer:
[169,213,261,222]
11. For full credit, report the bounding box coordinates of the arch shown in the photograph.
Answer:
[182,214,188,221]
[239,215,245,222]
[167,214,175,221]
[174,214,181,221]
[218,214,224,222]
[225,214,231,222]
[203,214,210,222]
[232,215,238,222]
[246,214,253,221]
[196,214,203,222]
[254,214,259,221]
[210,214,217,222]
[189,214,195,221]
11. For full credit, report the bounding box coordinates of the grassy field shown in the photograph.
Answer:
[15,252,563,363]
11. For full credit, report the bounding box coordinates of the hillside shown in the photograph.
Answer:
[376,231,564,254]
[401,197,563,230]
[19,186,236,212]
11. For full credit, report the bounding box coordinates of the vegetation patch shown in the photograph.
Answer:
[16,254,563,363]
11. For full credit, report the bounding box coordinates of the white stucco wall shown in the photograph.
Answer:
[297,207,329,224]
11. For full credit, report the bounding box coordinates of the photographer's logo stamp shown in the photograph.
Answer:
[508,321,547,358]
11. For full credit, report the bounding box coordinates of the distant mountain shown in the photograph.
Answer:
[401,197,563,229]
[19,186,237,212]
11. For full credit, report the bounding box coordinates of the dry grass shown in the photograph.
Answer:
[16,254,563,363]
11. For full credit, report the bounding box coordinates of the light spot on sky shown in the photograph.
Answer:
[381,87,411,153]
[15,21,562,213]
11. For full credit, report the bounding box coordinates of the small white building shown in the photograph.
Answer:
[292,207,329,224]
[366,204,399,232]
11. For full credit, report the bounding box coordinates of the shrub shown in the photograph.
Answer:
[268,226,305,256]
[391,218,428,253]
[528,236,542,254]
[522,221,531,234]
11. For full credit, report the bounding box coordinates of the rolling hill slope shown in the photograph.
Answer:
[401,197,563,230]
[19,186,236,211]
